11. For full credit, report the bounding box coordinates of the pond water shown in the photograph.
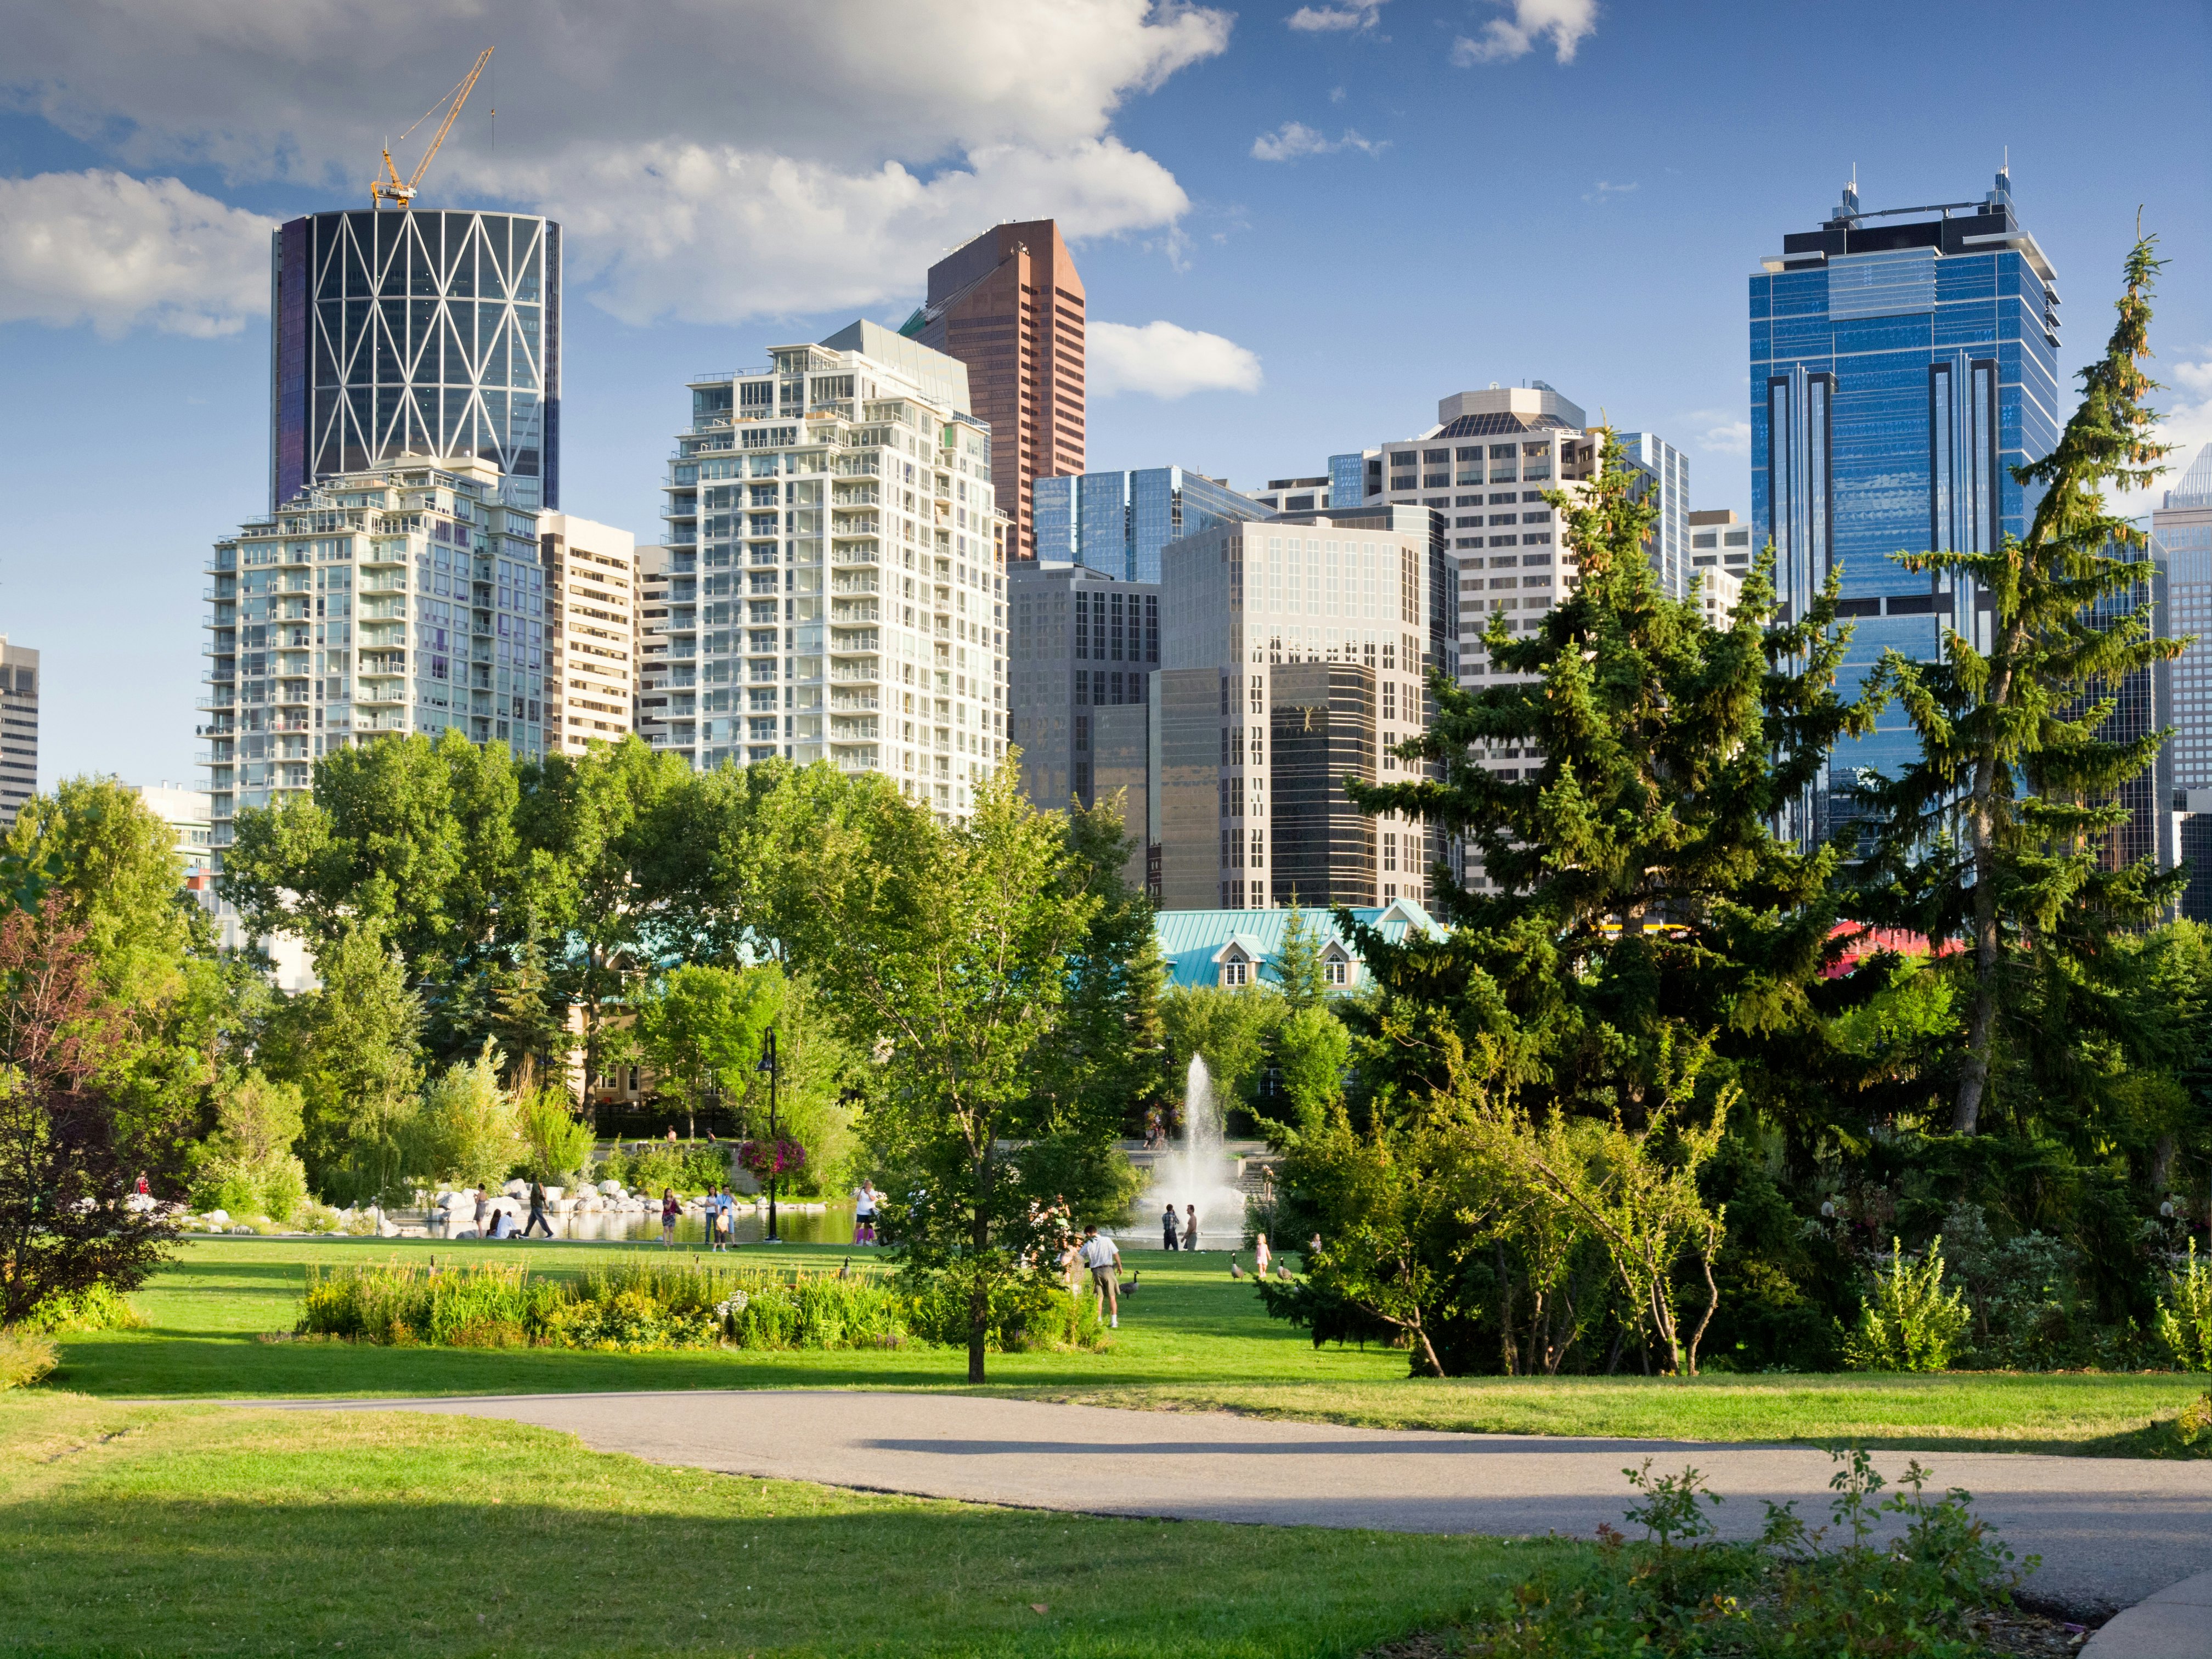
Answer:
[434,1203,866,1248]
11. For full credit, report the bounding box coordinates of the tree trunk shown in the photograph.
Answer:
[1683,1231,1722,1378]
[1956,622,2022,1137]
[969,1149,991,1385]
[1411,1320,1446,1379]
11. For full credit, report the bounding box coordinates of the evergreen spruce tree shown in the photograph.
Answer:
[1846,235,2183,1135]
[1347,431,1871,1115]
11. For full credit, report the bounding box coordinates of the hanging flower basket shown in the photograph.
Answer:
[736,1138,807,1179]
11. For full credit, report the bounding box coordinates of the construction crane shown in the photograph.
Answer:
[372,46,494,211]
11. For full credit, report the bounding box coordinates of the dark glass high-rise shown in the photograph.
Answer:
[270,209,562,511]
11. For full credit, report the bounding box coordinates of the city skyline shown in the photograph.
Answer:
[0,0,2207,789]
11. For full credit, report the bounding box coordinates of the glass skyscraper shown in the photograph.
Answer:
[1752,170,2062,833]
[1032,466,1268,583]
[271,209,562,512]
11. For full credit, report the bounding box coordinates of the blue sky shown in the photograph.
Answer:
[1,0,2207,789]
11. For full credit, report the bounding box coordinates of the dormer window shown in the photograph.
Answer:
[1325,958,1348,986]
[1222,958,1248,988]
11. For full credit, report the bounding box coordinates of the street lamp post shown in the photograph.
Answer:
[757,1028,781,1245]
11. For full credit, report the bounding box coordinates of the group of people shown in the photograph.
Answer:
[1160,1202,1201,1251]
[452,1180,558,1240]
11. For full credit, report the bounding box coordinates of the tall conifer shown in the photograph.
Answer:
[1846,235,2184,1135]
[1349,432,1871,1115]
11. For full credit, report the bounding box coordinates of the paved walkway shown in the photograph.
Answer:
[286,1390,2212,1620]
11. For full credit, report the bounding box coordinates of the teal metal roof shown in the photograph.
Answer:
[1153,901,1443,989]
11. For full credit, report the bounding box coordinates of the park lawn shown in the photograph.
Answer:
[50,1237,2212,1455]
[0,1389,1576,1659]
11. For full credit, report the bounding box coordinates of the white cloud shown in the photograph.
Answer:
[2112,356,2212,520]
[0,0,1232,325]
[1451,0,1599,65]
[0,169,273,336]
[1685,410,1751,457]
[542,137,1188,326]
[1287,1,1387,31]
[1582,179,1638,205]
[1250,122,1387,162]
[1088,320,1262,399]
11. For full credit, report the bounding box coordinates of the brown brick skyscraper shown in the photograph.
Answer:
[902,221,1085,561]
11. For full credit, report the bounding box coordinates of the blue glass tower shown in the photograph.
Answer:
[1032,466,1269,582]
[1751,170,2062,832]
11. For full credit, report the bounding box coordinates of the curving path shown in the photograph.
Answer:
[280,1389,2212,1620]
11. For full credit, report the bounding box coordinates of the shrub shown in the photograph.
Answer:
[905,1269,1107,1352]
[516,1087,594,1184]
[413,1046,520,1188]
[0,1329,57,1390]
[296,1256,939,1354]
[297,1260,545,1346]
[1456,1448,2025,1656]
[2157,1239,2212,1372]
[188,1071,311,1222]
[1843,1236,1971,1373]
[25,1282,144,1334]
[2175,1392,2212,1447]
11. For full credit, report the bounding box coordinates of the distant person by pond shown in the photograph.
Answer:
[524,1179,552,1239]
[1183,1205,1198,1251]
[1161,1203,1180,1251]
[853,1180,881,1245]
[659,1188,679,1247]
[1254,1233,1271,1278]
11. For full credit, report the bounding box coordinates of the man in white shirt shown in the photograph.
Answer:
[1077,1224,1121,1328]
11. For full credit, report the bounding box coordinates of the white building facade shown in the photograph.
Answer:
[200,455,546,855]
[537,512,639,755]
[658,322,1007,814]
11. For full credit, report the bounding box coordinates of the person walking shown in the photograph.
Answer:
[472,1186,492,1240]
[1254,1232,1271,1279]
[1077,1224,1122,1329]
[854,1180,880,1246]
[523,1178,553,1239]
[659,1187,679,1248]
[1183,1204,1199,1251]
[1160,1202,1180,1251]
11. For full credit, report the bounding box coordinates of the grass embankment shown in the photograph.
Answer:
[49,1237,2211,1454]
[0,1390,1571,1659]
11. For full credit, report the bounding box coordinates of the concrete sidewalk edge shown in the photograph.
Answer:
[2083,1569,2212,1656]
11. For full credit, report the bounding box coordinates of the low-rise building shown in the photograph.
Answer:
[1153,899,1443,990]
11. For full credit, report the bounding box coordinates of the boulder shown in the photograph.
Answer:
[202,1209,230,1226]
[503,1178,529,1198]
[542,1187,563,1204]
[598,1180,623,1196]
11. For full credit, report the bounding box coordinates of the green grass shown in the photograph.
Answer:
[47,1237,2212,1455]
[0,1389,1574,1658]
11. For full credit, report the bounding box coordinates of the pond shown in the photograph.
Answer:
[432,1203,867,1248]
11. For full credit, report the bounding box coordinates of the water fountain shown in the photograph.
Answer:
[1134,1055,1250,1251]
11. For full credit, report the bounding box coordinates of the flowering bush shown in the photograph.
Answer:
[736,1137,807,1180]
